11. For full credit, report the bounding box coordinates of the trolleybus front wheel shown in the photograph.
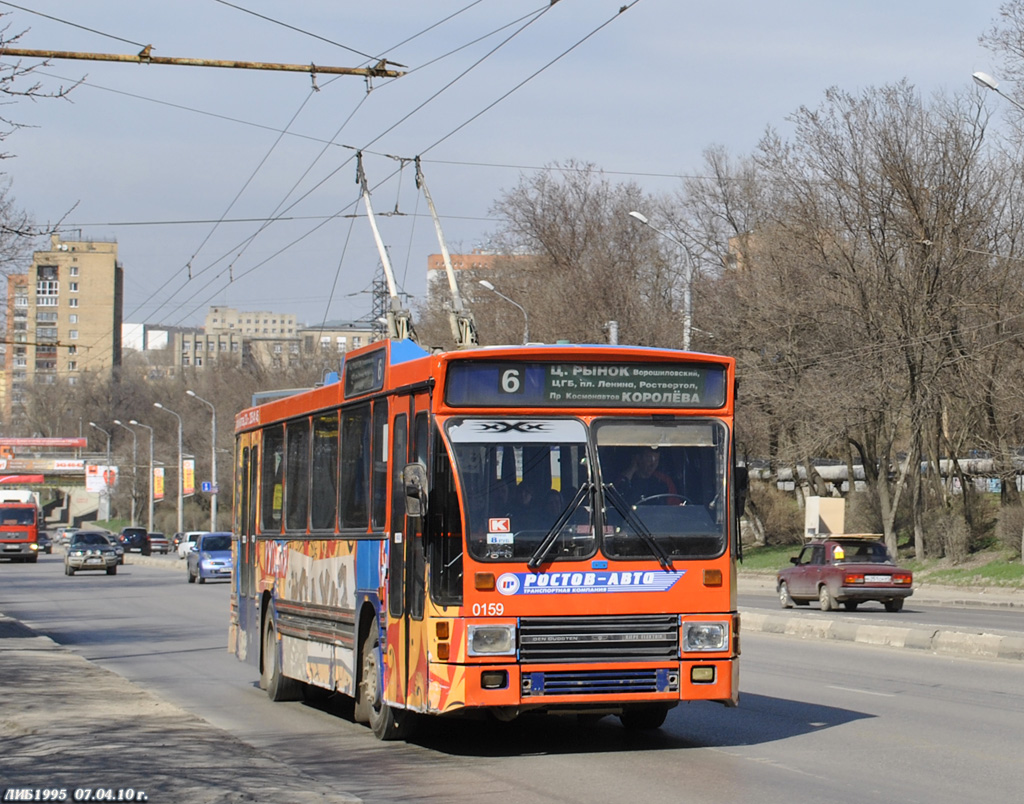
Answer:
[359,628,416,741]
[619,703,671,730]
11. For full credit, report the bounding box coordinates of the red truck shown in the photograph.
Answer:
[0,501,42,563]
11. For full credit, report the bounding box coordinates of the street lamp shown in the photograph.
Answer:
[154,402,184,536]
[972,71,1024,114]
[628,210,695,351]
[112,420,138,527]
[478,279,530,344]
[88,421,112,520]
[186,389,218,531]
[130,420,155,534]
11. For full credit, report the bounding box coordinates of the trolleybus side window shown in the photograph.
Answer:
[388,413,408,618]
[409,411,429,619]
[429,434,462,606]
[340,404,370,529]
[261,424,284,532]
[246,445,258,595]
[372,401,388,529]
[310,412,339,532]
[236,444,251,597]
[285,418,311,532]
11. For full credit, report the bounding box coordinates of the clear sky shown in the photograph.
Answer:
[0,1,1010,329]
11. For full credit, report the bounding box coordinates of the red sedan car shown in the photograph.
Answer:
[777,537,913,612]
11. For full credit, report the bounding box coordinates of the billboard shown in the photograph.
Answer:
[153,467,165,502]
[183,459,195,497]
[85,465,118,493]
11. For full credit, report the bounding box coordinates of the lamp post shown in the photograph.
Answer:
[972,71,1024,114]
[478,279,529,344]
[186,389,218,531]
[88,421,112,520]
[154,403,183,536]
[130,420,155,534]
[112,419,138,527]
[628,210,695,351]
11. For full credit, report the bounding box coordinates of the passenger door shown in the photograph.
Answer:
[234,433,260,660]
[383,393,432,712]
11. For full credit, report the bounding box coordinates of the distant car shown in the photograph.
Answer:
[171,532,185,551]
[119,527,151,556]
[55,527,81,547]
[65,530,119,576]
[186,532,233,584]
[177,531,208,559]
[108,536,125,565]
[777,537,914,612]
[147,532,171,554]
[36,530,53,554]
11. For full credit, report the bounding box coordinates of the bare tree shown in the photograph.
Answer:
[484,161,676,346]
[675,83,1012,559]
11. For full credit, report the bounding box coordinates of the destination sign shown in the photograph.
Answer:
[445,361,727,409]
[344,348,386,398]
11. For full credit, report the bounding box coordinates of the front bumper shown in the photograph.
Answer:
[67,553,118,571]
[198,561,232,579]
[429,658,738,714]
[1,543,38,558]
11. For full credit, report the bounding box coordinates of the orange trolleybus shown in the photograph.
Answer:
[230,338,745,739]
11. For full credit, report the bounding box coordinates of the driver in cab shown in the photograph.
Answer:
[616,447,677,505]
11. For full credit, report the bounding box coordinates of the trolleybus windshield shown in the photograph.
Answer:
[446,416,729,563]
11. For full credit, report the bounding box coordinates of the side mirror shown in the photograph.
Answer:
[734,465,749,518]
[403,463,429,519]
[790,556,800,566]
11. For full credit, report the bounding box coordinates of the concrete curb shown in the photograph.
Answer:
[123,554,1024,660]
[741,611,1024,661]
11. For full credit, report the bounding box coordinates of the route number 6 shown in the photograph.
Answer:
[500,368,523,394]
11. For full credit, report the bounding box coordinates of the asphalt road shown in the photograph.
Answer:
[738,588,1024,637]
[3,554,1024,804]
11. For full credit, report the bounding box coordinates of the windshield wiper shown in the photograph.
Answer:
[527,482,593,570]
[602,484,674,571]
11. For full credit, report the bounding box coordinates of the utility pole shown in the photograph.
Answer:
[0,47,404,79]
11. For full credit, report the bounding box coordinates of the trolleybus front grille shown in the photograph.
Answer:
[518,614,679,663]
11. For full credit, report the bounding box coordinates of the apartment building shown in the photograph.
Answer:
[122,309,378,376]
[205,306,297,337]
[3,235,122,422]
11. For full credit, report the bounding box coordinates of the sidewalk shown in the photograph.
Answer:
[0,612,362,803]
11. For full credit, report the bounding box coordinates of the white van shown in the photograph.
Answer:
[177,530,209,559]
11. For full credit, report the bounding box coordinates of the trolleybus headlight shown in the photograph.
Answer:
[683,621,729,652]
[467,624,516,656]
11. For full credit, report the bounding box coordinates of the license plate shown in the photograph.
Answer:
[86,558,102,564]
[3,545,19,551]
[865,574,890,583]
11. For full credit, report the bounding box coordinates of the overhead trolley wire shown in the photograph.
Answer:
[0,1,148,49]
[211,0,387,62]
[64,3,640,345]
[153,4,558,327]
[122,3,526,330]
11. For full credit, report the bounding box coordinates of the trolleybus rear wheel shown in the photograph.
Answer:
[262,615,301,701]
